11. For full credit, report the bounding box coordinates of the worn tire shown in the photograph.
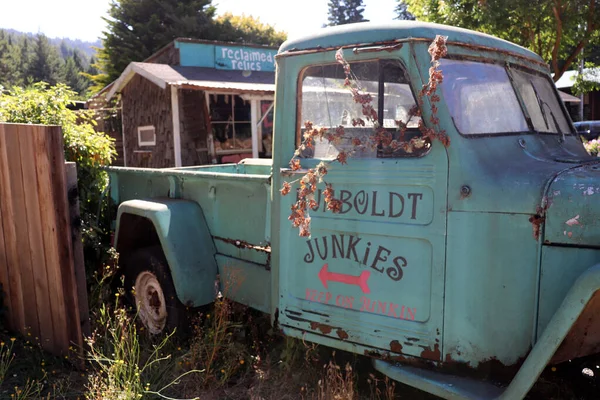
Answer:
[121,246,188,335]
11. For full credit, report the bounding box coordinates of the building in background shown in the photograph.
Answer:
[555,68,600,122]
[98,39,276,168]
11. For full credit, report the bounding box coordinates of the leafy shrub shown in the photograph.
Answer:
[0,82,116,270]
[584,138,600,156]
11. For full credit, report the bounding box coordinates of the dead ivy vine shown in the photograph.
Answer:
[281,35,450,237]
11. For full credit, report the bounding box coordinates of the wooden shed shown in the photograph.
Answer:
[105,39,277,168]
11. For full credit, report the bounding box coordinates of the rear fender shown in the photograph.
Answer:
[115,198,217,307]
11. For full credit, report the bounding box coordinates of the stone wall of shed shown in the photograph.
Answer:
[122,75,174,168]
[179,89,211,166]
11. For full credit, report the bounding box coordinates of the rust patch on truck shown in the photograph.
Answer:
[420,344,441,360]
[213,236,271,253]
[443,353,526,382]
[551,289,600,365]
[390,340,403,353]
[310,322,333,335]
[336,329,349,340]
[529,202,549,240]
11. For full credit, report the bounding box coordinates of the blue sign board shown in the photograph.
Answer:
[215,45,277,72]
[175,41,278,72]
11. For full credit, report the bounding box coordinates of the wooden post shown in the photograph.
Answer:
[65,162,90,338]
[171,85,182,167]
[251,99,259,158]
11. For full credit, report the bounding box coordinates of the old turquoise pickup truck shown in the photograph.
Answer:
[108,21,600,399]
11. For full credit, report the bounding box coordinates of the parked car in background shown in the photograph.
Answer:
[574,120,600,140]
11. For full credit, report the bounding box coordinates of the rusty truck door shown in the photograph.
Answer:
[274,47,448,361]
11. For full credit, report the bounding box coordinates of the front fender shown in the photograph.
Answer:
[115,198,217,307]
[500,263,600,399]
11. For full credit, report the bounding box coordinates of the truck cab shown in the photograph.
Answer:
[109,21,600,399]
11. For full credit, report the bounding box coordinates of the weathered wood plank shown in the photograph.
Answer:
[32,126,70,353]
[0,125,15,330]
[46,127,83,353]
[18,125,55,349]
[3,124,39,338]
[65,162,90,338]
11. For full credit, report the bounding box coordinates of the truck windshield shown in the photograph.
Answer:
[440,59,572,136]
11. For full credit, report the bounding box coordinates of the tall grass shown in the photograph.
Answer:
[85,301,201,399]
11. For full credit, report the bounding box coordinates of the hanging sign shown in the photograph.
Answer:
[215,45,277,72]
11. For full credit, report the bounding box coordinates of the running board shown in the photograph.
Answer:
[373,359,505,400]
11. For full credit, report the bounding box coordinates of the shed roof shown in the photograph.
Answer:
[554,67,600,89]
[106,62,275,100]
[279,21,541,62]
[558,90,581,103]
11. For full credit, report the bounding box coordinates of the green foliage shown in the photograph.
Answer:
[404,0,600,81]
[214,13,287,47]
[85,302,197,400]
[0,83,116,270]
[327,0,368,26]
[572,62,600,95]
[583,138,600,156]
[0,339,15,385]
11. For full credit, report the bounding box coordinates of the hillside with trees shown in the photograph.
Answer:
[0,29,99,97]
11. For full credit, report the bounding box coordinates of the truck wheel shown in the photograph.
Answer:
[122,246,187,335]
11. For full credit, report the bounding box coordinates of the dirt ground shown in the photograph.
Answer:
[1,313,600,400]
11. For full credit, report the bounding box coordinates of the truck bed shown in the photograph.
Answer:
[108,159,273,308]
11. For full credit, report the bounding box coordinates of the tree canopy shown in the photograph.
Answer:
[327,0,368,26]
[92,0,288,90]
[403,0,600,81]
[213,13,287,47]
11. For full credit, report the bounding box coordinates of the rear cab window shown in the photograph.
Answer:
[298,59,428,159]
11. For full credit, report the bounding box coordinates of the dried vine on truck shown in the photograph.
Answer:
[281,35,450,237]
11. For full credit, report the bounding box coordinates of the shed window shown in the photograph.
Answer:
[209,94,252,153]
[137,125,156,146]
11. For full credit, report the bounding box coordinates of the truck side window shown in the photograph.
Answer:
[298,59,425,159]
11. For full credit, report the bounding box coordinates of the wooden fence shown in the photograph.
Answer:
[0,123,86,357]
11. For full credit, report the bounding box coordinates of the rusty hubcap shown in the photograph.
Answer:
[134,271,167,334]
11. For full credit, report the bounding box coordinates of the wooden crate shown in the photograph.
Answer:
[0,123,85,357]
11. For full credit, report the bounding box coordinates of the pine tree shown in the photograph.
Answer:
[344,0,367,23]
[395,1,415,20]
[28,34,64,85]
[0,30,23,88]
[327,0,367,26]
[62,56,88,95]
[327,0,347,26]
[19,35,32,82]
[95,0,218,87]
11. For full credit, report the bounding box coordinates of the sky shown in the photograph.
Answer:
[0,0,398,43]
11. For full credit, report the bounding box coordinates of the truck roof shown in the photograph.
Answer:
[278,21,542,63]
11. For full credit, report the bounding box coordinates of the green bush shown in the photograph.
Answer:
[0,82,116,270]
